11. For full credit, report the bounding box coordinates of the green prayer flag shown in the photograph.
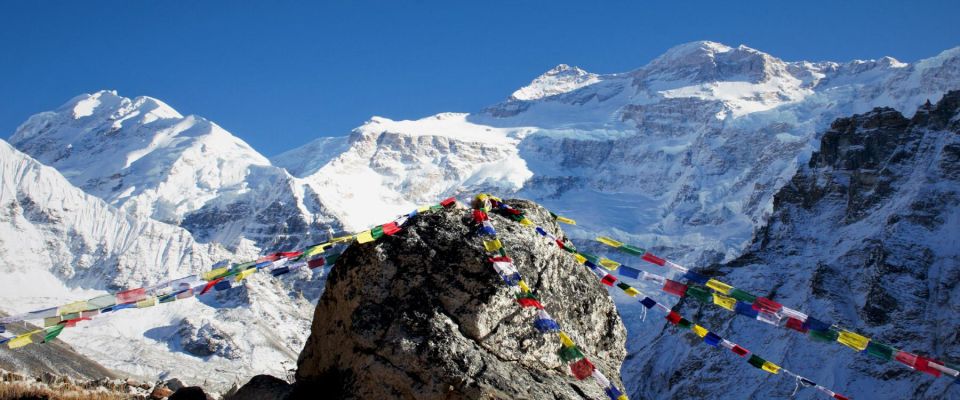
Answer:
[685,286,711,302]
[748,354,766,369]
[677,318,692,330]
[809,329,840,342]
[582,253,601,265]
[43,325,65,343]
[324,253,340,266]
[430,205,443,211]
[558,345,585,362]
[729,288,757,303]
[371,226,384,239]
[865,341,895,362]
[619,244,646,256]
[60,312,80,321]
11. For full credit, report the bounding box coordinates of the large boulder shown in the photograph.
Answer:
[290,199,627,399]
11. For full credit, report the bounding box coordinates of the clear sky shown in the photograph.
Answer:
[2,1,959,156]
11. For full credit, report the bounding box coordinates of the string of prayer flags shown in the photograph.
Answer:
[837,330,870,351]
[551,212,577,225]
[534,310,561,333]
[7,330,41,349]
[515,292,544,309]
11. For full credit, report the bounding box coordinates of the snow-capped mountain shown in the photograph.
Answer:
[623,91,960,399]
[0,140,319,390]
[10,91,341,252]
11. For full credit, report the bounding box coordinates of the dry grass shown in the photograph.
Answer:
[0,381,132,400]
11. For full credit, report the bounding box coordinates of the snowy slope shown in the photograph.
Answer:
[10,91,342,252]
[623,92,960,399]
[0,139,319,391]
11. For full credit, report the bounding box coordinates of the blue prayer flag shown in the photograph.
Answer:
[0,336,9,345]
[704,332,722,347]
[604,385,624,400]
[803,317,832,332]
[735,302,759,318]
[619,266,642,279]
[480,225,497,236]
[0,324,4,334]
[640,297,657,309]
[271,266,291,276]
[214,280,232,291]
[683,271,709,285]
[535,227,547,236]
[584,261,598,270]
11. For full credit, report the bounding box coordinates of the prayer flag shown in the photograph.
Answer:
[896,351,919,369]
[80,310,98,318]
[516,292,544,309]
[582,253,601,265]
[200,278,224,295]
[662,280,688,297]
[761,361,781,374]
[729,288,757,303]
[599,258,620,270]
[371,226,385,240]
[666,311,682,325]
[641,271,666,285]
[381,222,401,236]
[307,258,325,269]
[356,230,376,244]
[692,325,709,338]
[705,279,733,295]
[665,261,687,273]
[569,358,595,380]
[600,273,617,287]
[534,310,560,333]
[558,332,576,348]
[809,329,839,343]
[483,239,503,252]
[440,197,456,207]
[235,268,257,282]
[641,252,666,266]
[780,307,808,321]
[325,253,340,265]
[214,280,232,291]
[712,293,736,311]
[735,302,759,318]
[87,294,116,309]
[60,312,80,321]
[837,330,870,351]
[677,318,692,330]
[640,297,656,309]
[572,253,587,264]
[555,216,576,225]
[278,251,303,258]
[756,310,781,326]
[519,218,534,226]
[704,332,722,347]
[929,363,960,377]
[8,330,39,349]
[596,236,623,248]
[914,357,943,377]
[480,222,497,236]
[865,341,895,361]
[748,355,766,369]
[682,271,709,285]
[604,385,624,400]
[271,266,291,277]
[202,267,230,281]
[685,286,711,302]
[618,265,641,279]
[43,316,61,327]
[558,345,585,362]
[619,244,645,256]
[42,324,65,343]
[752,297,782,313]
[303,244,326,259]
[731,345,749,357]
[58,301,89,315]
[518,280,531,293]
[177,289,193,300]
[834,395,850,400]
[786,317,809,333]
[136,297,157,308]
[802,317,832,332]
[25,307,59,320]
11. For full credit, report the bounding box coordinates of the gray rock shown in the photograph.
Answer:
[291,199,627,399]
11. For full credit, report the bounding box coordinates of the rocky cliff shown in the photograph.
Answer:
[238,200,627,399]
[622,92,960,399]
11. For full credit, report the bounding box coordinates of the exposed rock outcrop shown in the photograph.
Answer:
[238,200,627,399]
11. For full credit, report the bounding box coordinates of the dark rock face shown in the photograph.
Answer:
[291,200,627,399]
[636,91,960,399]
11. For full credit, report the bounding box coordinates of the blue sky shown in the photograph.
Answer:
[2,1,958,156]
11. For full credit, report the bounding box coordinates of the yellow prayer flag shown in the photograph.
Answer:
[692,325,709,338]
[58,301,89,315]
[356,230,376,244]
[7,330,41,349]
[488,195,503,203]
[331,234,355,243]
[573,253,587,264]
[136,297,157,308]
[518,280,531,293]
[417,206,430,213]
[837,330,870,351]
[761,361,781,374]
[596,236,623,248]
[705,279,733,295]
[483,238,503,252]
[235,268,257,282]
[558,331,575,347]
[712,293,736,311]
[202,267,230,281]
[303,244,326,259]
[623,287,641,297]
[519,218,534,226]
[555,216,576,225]
[599,258,621,271]
[43,316,61,328]
[616,395,629,400]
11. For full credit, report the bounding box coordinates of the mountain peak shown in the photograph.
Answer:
[509,63,599,101]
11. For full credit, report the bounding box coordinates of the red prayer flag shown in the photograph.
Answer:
[752,297,783,313]
[63,317,91,328]
[666,311,682,325]
[914,357,943,377]
[200,278,224,295]
[257,254,281,262]
[555,239,565,248]
[732,345,749,357]
[307,258,325,269]
[895,351,919,369]
[516,298,544,309]
[642,252,666,266]
[489,256,512,263]
[440,197,456,207]
[785,317,809,333]
[381,222,401,236]
[600,273,617,286]
[116,288,147,304]
[506,207,522,215]
[662,280,688,297]
[834,394,850,400]
[278,251,303,258]
[472,210,488,223]
[569,358,595,380]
